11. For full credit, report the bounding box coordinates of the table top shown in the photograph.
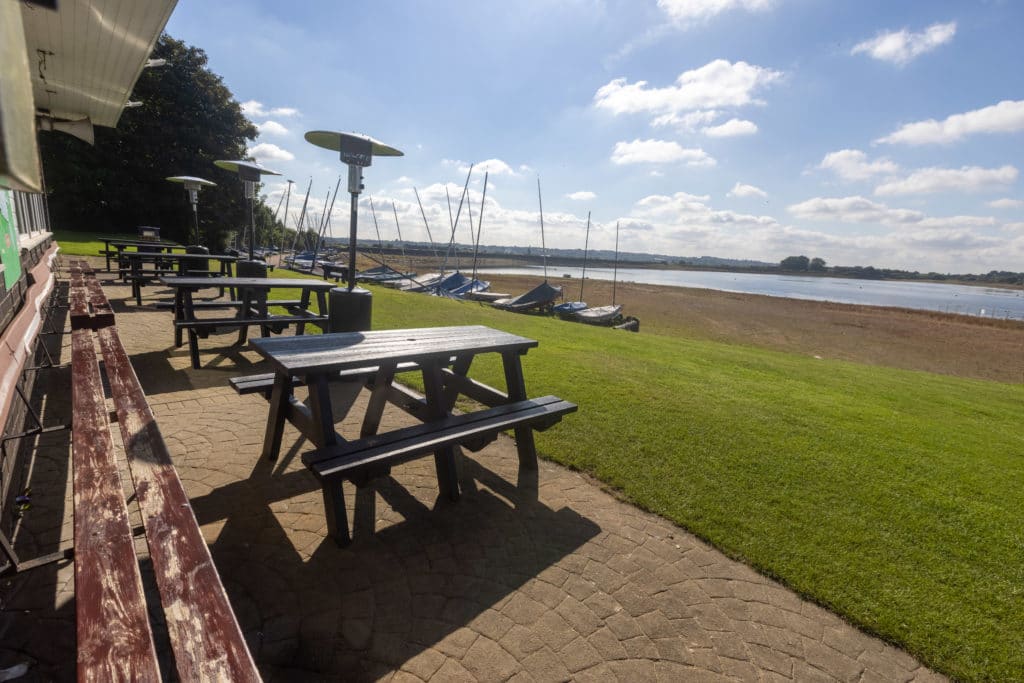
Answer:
[250,325,538,375]
[107,240,184,249]
[159,276,337,290]
[123,252,238,261]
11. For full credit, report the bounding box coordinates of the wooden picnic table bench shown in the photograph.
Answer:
[160,276,334,369]
[100,239,184,272]
[319,262,348,282]
[68,260,114,330]
[121,252,237,305]
[68,276,260,680]
[246,325,577,544]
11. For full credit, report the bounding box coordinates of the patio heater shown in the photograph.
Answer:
[304,130,403,332]
[165,175,215,248]
[213,159,280,277]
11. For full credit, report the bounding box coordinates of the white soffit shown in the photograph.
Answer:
[20,0,178,128]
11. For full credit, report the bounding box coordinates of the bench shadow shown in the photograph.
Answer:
[189,452,600,680]
[127,349,270,397]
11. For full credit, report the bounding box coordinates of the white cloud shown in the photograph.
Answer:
[652,109,720,130]
[728,182,767,198]
[457,158,518,176]
[703,118,758,137]
[594,60,782,126]
[241,100,301,119]
[566,191,596,201]
[657,0,775,24]
[257,120,289,136]
[247,142,295,163]
[787,196,923,224]
[874,165,1018,196]
[611,139,715,166]
[819,149,899,182]
[988,198,1024,209]
[851,21,956,65]
[876,100,1024,145]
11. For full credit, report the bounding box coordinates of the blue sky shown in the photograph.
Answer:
[166,0,1024,272]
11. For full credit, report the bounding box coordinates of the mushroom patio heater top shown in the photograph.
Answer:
[213,159,280,262]
[304,131,403,290]
[166,175,216,246]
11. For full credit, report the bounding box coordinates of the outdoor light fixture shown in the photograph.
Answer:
[166,175,216,245]
[124,101,143,108]
[304,130,403,290]
[213,159,280,263]
[145,58,168,68]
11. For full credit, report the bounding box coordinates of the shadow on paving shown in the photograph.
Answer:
[188,446,601,680]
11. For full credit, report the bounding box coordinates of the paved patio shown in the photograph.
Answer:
[0,257,945,681]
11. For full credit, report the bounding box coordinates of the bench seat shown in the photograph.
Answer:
[155,298,304,311]
[303,395,577,544]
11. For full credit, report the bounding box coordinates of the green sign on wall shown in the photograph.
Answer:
[0,189,22,289]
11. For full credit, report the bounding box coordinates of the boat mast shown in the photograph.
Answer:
[471,171,489,284]
[440,165,473,277]
[275,179,294,257]
[288,178,313,262]
[392,201,412,276]
[579,211,591,301]
[612,220,619,305]
[311,175,341,272]
[414,187,440,263]
[368,196,386,269]
[537,177,548,282]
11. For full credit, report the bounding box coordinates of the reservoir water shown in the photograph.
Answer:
[477,266,1024,321]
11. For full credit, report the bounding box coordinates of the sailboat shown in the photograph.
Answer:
[553,211,591,317]
[493,177,562,312]
[573,220,624,325]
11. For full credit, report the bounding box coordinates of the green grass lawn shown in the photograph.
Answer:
[58,232,1024,680]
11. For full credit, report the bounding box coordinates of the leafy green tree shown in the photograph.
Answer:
[38,34,275,249]
[809,257,826,271]
[780,255,810,271]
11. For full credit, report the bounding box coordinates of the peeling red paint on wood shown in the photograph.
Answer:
[71,328,161,681]
[96,327,261,682]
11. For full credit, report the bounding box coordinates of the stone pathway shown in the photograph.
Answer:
[0,258,945,681]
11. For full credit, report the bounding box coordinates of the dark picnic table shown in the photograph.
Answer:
[122,252,238,305]
[101,239,185,272]
[160,276,335,369]
[246,325,577,544]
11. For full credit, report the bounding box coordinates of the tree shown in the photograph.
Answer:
[38,34,275,249]
[809,257,826,272]
[780,255,810,271]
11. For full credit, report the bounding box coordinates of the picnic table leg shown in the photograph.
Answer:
[307,374,338,449]
[261,373,292,461]
[236,288,253,345]
[296,289,312,336]
[183,292,202,369]
[421,361,460,500]
[321,479,351,546]
[173,289,185,347]
[502,350,538,470]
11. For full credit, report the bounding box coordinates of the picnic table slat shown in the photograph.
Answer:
[95,327,261,682]
[161,276,336,289]
[250,326,537,375]
[71,328,160,680]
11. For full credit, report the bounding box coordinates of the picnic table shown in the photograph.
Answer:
[101,238,185,272]
[122,251,238,304]
[160,276,335,368]
[245,325,577,544]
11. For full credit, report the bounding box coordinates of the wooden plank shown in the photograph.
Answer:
[95,327,261,682]
[160,276,336,290]
[304,396,576,480]
[71,329,160,681]
[175,315,328,329]
[251,326,537,376]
